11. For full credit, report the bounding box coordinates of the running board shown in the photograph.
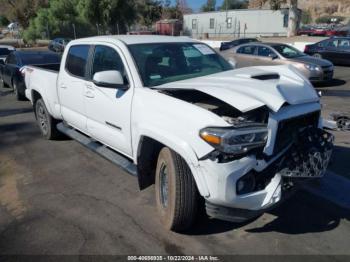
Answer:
[56,123,137,177]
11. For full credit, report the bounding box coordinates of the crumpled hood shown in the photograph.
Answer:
[156,65,320,113]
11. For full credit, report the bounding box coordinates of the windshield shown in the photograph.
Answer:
[0,48,12,56]
[20,53,61,65]
[272,44,306,58]
[128,42,233,87]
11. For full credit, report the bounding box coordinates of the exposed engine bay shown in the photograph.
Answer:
[160,89,269,125]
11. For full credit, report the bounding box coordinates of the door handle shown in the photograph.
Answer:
[60,84,67,89]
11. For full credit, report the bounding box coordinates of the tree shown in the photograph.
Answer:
[23,0,93,42]
[201,0,216,12]
[220,0,248,10]
[137,0,163,27]
[0,15,9,26]
[79,0,137,33]
[249,0,299,37]
[301,9,312,24]
[0,0,48,28]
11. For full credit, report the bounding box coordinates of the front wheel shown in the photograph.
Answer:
[155,147,198,232]
[35,98,61,140]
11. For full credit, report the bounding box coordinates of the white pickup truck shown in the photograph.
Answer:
[23,35,334,231]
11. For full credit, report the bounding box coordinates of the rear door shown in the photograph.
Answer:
[234,45,258,67]
[57,44,91,132]
[85,44,134,157]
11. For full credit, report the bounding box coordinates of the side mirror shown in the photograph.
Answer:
[93,70,128,89]
[0,60,4,65]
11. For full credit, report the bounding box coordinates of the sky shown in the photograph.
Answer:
[171,0,225,11]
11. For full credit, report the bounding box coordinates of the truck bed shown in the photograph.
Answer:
[24,63,61,119]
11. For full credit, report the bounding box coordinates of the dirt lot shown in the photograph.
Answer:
[0,66,349,259]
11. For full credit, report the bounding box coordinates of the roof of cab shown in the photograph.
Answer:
[73,35,199,45]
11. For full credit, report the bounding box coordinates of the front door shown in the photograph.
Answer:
[57,44,91,132]
[85,44,134,157]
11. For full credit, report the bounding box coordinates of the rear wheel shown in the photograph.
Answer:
[35,98,61,140]
[313,53,323,59]
[155,147,198,232]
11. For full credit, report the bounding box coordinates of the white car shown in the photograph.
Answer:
[23,35,334,231]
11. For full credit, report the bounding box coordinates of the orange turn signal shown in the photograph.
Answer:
[200,132,221,145]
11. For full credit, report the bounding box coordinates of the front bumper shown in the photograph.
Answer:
[309,68,334,83]
[192,106,333,220]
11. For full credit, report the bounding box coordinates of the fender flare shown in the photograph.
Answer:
[133,127,210,197]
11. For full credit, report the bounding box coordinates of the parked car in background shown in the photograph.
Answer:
[304,37,350,65]
[222,42,334,83]
[0,45,15,62]
[23,35,333,231]
[0,51,61,100]
[48,38,71,52]
[219,38,259,51]
[297,25,315,36]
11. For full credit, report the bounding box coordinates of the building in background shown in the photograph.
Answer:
[155,19,182,36]
[183,9,294,39]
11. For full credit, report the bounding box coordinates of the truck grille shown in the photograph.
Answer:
[273,111,320,154]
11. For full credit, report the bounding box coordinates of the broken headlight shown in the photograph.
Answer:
[200,124,268,155]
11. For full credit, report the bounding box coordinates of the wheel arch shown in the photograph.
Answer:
[135,132,210,197]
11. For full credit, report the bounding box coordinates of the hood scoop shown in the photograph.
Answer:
[251,73,280,81]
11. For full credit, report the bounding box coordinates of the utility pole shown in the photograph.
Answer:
[72,23,76,39]
[46,22,50,39]
[96,23,100,35]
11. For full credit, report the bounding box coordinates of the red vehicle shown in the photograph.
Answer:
[297,26,315,36]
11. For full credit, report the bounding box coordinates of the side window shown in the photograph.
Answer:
[257,46,275,57]
[327,40,338,48]
[92,45,126,79]
[318,40,327,47]
[192,19,197,30]
[339,39,350,48]
[237,46,256,55]
[209,18,215,29]
[65,45,90,78]
[226,17,232,29]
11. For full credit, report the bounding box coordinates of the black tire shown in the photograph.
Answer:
[313,53,323,59]
[35,98,61,140]
[0,76,4,89]
[13,80,26,101]
[155,147,198,232]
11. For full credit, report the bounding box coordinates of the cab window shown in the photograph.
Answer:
[257,46,275,57]
[91,45,128,84]
[65,45,90,78]
[237,46,256,55]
